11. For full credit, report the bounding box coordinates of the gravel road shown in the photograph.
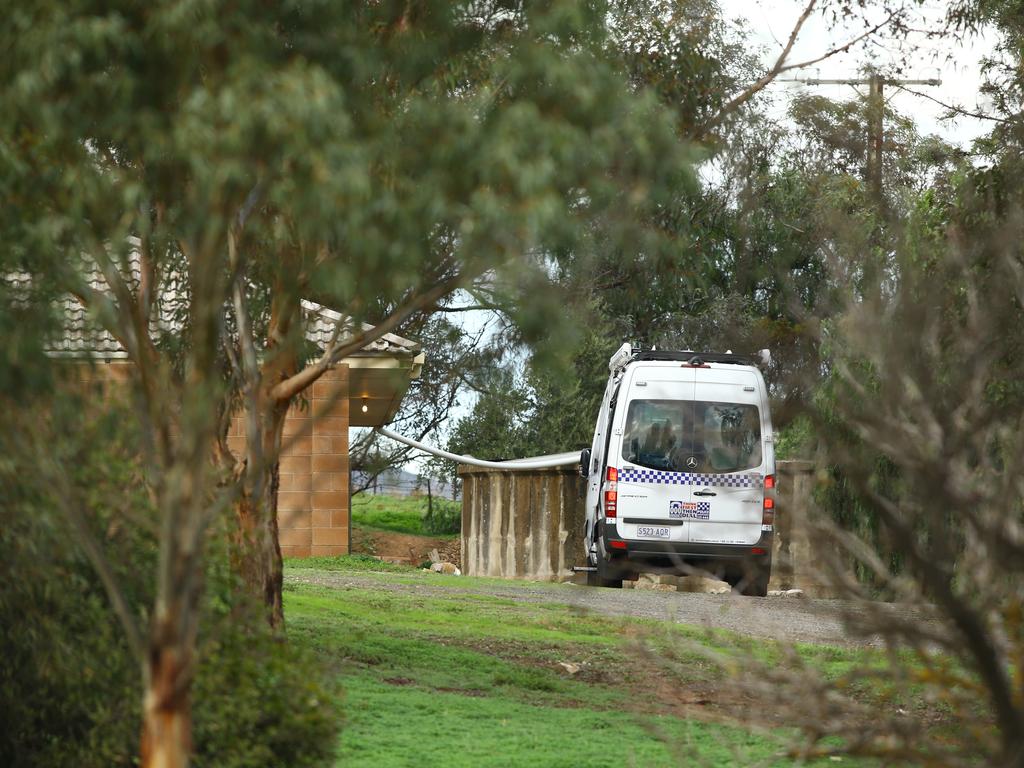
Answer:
[287,569,918,647]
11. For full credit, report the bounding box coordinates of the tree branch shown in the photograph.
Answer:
[699,0,816,134]
[46,457,145,663]
[269,274,463,402]
[774,11,898,77]
[228,230,266,497]
[431,304,495,313]
[860,483,1024,744]
[700,3,900,134]
[891,84,1009,123]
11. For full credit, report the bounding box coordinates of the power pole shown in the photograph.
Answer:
[795,73,941,200]
[867,73,884,201]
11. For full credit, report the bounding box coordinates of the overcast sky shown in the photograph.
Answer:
[719,0,996,147]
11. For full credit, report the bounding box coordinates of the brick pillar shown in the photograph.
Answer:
[278,402,313,558]
[310,365,350,556]
[227,405,315,558]
[225,365,350,558]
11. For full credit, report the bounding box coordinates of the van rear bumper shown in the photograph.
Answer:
[601,520,772,564]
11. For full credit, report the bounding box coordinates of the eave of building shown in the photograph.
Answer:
[345,350,426,427]
[38,298,424,429]
[46,347,424,428]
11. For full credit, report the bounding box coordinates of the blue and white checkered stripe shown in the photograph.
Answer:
[696,501,711,513]
[618,467,763,488]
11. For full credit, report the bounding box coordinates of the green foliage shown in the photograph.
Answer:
[444,365,535,462]
[0,400,340,767]
[423,496,462,536]
[2,2,694,760]
[774,415,814,460]
[610,0,758,140]
[811,157,1024,586]
[350,494,460,537]
[2,0,687,351]
[523,321,620,454]
[0,505,139,768]
[192,606,340,768]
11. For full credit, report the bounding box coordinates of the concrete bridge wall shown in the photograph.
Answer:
[459,459,836,595]
[458,466,587,582]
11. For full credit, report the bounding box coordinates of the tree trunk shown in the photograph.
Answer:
[230,291,300,629]
[232,404,287,629]
[426,478,433,524]
[233,467,285,628]
[140,627,193,768]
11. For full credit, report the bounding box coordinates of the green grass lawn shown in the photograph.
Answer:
[284,559,893,767]
[350,493,460,537]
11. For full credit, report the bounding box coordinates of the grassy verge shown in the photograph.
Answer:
[350,493,460,537]
[285,553,416,573]
[284,562,890,767]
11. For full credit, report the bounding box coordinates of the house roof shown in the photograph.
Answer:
[302,300,421,358]
[6,261,425,425]
[5,270,421,360]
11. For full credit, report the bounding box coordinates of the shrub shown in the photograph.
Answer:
[423,497,461,536]
[192,593,342,768]
[0,400,342,767]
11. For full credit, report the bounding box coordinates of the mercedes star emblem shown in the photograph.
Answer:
[686,456,698,468]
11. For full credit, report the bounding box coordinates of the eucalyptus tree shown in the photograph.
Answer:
[2,0,686,765]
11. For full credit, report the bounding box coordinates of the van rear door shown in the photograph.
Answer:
[688,371,765,546]
[614,367,695,544]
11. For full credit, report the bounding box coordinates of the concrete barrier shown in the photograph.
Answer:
[459,459,837,595]
[458,466,585,581]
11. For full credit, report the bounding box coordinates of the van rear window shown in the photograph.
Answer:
[622,400,762,473]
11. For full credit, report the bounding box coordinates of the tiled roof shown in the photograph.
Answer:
[50,296,132,358]
[301,300,420,356]
[3,264,420,360]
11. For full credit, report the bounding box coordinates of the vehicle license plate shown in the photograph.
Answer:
[636,526,671,539]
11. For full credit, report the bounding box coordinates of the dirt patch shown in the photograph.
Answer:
[433,631,749,725]
[353,526,456,566]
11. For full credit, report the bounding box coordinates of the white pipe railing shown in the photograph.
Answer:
[374,426,581,470]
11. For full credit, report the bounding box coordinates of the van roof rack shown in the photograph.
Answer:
[632,350,755,366]
[608,343,771,373]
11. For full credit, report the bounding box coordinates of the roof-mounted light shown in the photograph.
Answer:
[608,342,634,373]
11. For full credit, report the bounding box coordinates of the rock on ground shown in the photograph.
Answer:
[430,562,461,575]
[622,573,731,594]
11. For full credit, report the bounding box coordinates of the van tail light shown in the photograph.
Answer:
[764,474,775,489]
[604,467,618,519]
[604,490,617,518]
[752,547,768,555]
[762,490,775,526]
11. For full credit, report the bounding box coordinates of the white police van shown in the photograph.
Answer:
[580,344,776,595]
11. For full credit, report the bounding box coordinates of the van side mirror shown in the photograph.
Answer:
[579,448,591,478]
